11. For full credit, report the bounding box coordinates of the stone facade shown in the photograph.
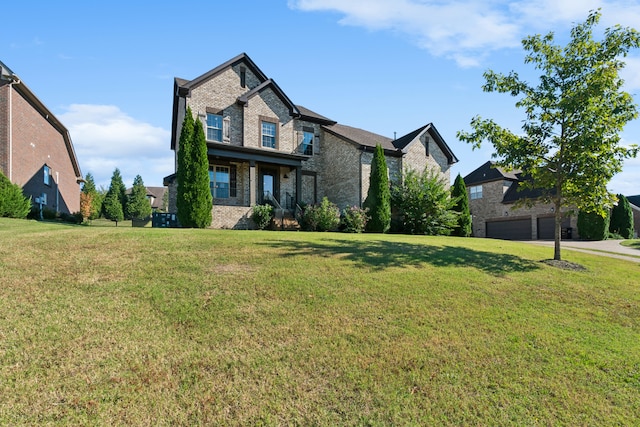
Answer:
[0,70,82,214]
[465,163,578,240]
[168,54,458,228]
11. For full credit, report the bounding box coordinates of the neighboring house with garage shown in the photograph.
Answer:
[464,161,577,240]
[0,60,83,214]
[165,53,458,228]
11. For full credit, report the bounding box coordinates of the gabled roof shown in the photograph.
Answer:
[1,59,82,181]
[236,78,299,116]
[296,105,336,125]
[323,123,400,155]
[179,52,267,91]
[627,195,640,208]
[464,161,520,186]
[394,123,458,165]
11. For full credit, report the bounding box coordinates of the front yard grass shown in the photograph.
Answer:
[1,218,638,425]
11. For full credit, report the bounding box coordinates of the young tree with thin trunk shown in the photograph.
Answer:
[127,175,152,220]
[363,144,391,233]
[458,10,639,260]
[82,172,101,220]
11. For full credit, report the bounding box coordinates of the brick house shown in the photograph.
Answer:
[1,60,82,214]
[165,53,458,228]
[464,161,578,240]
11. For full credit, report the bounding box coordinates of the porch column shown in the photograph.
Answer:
[295,166,302,207]
[249,160,257,206]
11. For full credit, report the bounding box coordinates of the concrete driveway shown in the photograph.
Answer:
[527,239,640,263]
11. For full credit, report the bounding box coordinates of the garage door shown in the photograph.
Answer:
[486,218,532,240]
[537,216,571,239]
[537,216,555,240]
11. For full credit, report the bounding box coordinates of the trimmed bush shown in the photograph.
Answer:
[610,194,634,239]
[363,144,391,233]
[578,209,610,240]
[252,204,274,230]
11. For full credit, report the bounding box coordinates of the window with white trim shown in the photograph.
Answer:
[44,165,51,186]
[206,113,223,142]
[301,130,314,155]
[470,185,482,200]
[261,120,277,149]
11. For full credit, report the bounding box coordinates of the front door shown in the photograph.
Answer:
[259,168,279,204]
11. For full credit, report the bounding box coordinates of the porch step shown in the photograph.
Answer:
[271,211,300,231]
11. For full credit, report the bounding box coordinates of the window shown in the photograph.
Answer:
[261,120,277,148]
[44,165,51,186]
[210,166,230,199]
[301,130,314,155]
[209,165,237,199]
[470,185,482,200]
[240,67,246,88]
[206,113,223,142]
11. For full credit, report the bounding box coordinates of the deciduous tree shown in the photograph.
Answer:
[458,10,639,260]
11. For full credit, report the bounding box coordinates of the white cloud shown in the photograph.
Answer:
[58,104,173,189]
[290,0,640,67]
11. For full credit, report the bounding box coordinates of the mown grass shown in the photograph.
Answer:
[1,218,639,425]
[621,239,640,250]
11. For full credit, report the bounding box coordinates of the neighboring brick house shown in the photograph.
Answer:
[1,60,82,214]
[165,53,458,228]
[464,161,578,240]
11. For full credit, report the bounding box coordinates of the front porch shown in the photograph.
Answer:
[208,143,307,229]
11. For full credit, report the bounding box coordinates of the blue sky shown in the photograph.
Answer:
[3,0,640,195]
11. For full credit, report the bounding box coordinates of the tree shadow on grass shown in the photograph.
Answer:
[262,238,540,276]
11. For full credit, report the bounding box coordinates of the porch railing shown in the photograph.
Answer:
[263,191,285,230]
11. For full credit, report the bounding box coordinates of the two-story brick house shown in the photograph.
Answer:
[1,60,82,215]
[166,53,458,228]
[464,161,577,240]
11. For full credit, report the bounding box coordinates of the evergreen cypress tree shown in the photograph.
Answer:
[191,118,213,228]
[176,107,195,227]
[450,173,472,237]
[82,172,101,220]
[610,194,634,238]
[103,190,124,226]
[127,175,152,220]
[363,144,391,233]
[103,168,126,224]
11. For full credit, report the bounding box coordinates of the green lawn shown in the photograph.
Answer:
[1,218,639,425]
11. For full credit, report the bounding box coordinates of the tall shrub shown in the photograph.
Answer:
[363,144,391,233]
[578,210,610,240]
[176,107,212,228]
[190,119,213,228]
[450,173,472,237]
[0,171,31,218]
[392,168,457,235]
[103,190,124,226]
[610,194,634,238]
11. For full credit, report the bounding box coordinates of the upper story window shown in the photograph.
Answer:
[43,165,51,186]
[206,113,223,142]
[240,67,246,88]
[470,185,482,200]
[261,120,277,149]
[302,130,314,155]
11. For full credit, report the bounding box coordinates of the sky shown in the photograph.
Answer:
[2,0,640,195]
